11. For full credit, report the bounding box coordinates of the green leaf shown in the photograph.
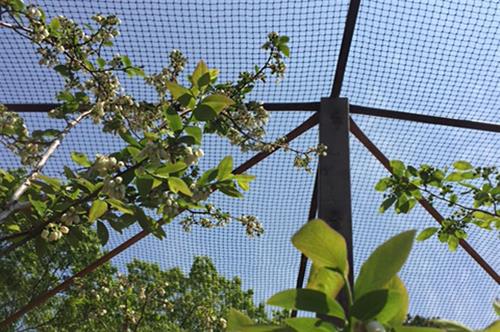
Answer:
[71,152,92,167]
[166,81,195,109]
[227,309,254,328]
[306,265,344,299]
[168,177,193,196]
[284,318,337,332]
[155,162,188,178]
[494,298,500,316]
[191,60,209,88]
[194,94,234,121]
[379,196,397,213]
[106,198,134,215]
[29,196,47,217]
[385,276,409,325]
[6,224,21,233]
[354,230,416,299]
[453,160,473,171]
[267,289,345,319]
[445,171,477,182]
[292,219,348,276]
[234,174,256,191]
[136,176,154,196]
[351,289,390,321]
[96,57,106,69]
[89,200,108,223]
[393,326,444,332]
[226,309,291,332]
[483,321,500,332]
[37,175,62,189]
[120,55,132,67]
[416,227,439,241]
[217,156,233,180]
[163,105,183,132]
[119,131,141,148]
[430,319,473,332]
[96,221,109,245]
[9,0,25,12]
[278,44,290,57]
[390,160,406,176]
[219,184,243,198]
[447,236,459,251]
[54,65,71,78]
[198,168,218,185]
[48,17,61,34]
[185,126,202,144]
[375,178,390,192]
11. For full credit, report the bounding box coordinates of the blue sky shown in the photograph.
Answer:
[0,0,499,328]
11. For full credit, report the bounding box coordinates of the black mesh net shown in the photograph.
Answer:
[1,0,499,329]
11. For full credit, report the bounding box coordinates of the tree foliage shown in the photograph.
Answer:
[0,0,325,259]
[1,232,277,331]
[376,160,499,250]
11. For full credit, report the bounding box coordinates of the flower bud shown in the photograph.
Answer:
[48,231,59,242]
[366,321,385,332]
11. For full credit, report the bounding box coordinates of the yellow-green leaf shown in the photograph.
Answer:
[354,230,416,299]
[168,177,193,196]
[89,200,108,223]
[292,219,348,276]
[267,288,345,319]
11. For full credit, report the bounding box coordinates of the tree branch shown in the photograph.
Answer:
[0,109,93,225]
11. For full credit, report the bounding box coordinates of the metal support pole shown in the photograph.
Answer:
[318,97,354,311]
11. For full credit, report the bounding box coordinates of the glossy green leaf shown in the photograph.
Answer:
[354,230,416,298]
[71,152,92,167]
[96,221,109,245]
[284,318,337,332]
[292,219,348,275]
[416,227,439,241]
[194,94,234,121]
[168,177,193,196]
[185,126,202,144]
[155,162,187,178]
[106,198,134,215]
[163,105,183,132]
[379,196,397,213]
[267,288,345,319]
[191,60,210,88]
[306,265,344,299]
[166,81,195,108]
[385,276,409,325]
[89,200,108,223]
[351,289,389,321]
[217,156,233,180]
